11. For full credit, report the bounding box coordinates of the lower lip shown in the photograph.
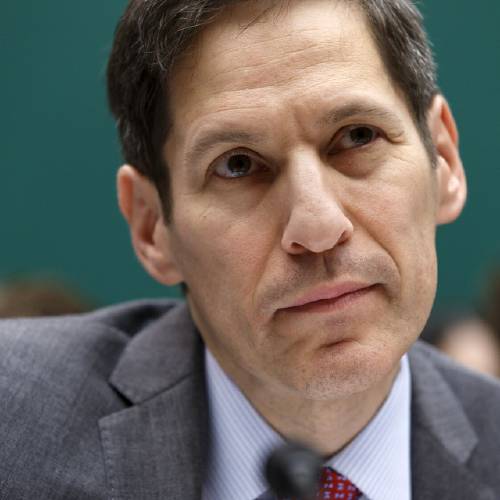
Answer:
[283,285,378,314]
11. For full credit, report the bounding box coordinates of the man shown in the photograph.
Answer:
[1,1,499,499]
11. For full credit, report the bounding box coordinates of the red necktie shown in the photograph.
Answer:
[316,467,363,499]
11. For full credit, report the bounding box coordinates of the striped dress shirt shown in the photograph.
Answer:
[202,349,411,500]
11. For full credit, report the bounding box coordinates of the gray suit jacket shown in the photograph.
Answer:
[1,300,499,499]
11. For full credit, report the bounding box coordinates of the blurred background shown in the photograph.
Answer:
[1,0,499,312]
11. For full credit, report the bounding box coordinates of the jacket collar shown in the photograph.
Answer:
[99,302,208,500]
[409,342,496,500]
[108,301,202,404]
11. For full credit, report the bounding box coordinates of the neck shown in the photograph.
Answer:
[231,364,400,456]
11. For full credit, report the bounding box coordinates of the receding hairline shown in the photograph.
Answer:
[170,0,366,74]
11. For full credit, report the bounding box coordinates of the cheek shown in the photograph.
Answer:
[351,154,437,247]
[169,202,278,368]
[348,162,438,309]
[170,201,273,304]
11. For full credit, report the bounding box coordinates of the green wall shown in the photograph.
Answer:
[1,1,499,308]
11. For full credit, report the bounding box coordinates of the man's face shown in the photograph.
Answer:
[159,0,456,399]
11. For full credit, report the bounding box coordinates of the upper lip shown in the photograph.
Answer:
[282,282,374,309]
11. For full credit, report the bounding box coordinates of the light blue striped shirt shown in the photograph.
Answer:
[202,349,411,500]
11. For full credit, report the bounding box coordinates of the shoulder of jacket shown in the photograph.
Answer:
[0,298,182,416]
[0,299,184,497]
[411,340,500,436]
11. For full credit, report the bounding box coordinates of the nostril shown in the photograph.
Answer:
[289,241,307,254]
[338,227,353,245]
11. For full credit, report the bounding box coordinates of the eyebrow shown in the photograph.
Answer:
[185,101,405,166]
[317,102,405,129]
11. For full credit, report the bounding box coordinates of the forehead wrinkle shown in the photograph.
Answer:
[171,1,384,114]
[178,3,364,95]
[195,36,346,96]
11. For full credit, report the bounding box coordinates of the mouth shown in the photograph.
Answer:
[279,283,379,314]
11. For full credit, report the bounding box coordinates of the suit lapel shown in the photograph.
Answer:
[99,303,208,500]
[409,343,496,500]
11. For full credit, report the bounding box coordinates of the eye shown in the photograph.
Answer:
[331,125,380,153]
[212,151,262,179]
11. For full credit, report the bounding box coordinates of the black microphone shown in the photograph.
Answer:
[264,442,323,500]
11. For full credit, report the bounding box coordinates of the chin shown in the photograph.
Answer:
[283,339,403,401]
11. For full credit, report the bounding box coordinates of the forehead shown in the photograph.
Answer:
[168,0,406,143]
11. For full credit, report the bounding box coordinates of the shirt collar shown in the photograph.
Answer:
[203,349,411,500]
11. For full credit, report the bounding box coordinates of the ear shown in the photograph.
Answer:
[427,95,467,225]
[117,165,184,286]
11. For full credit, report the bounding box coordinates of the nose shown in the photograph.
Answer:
[281,158,354,255]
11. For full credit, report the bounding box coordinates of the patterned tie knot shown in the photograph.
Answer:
[316,467,362,500]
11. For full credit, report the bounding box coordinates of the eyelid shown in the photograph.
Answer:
[335,123,382,139]
[209,147,258,170]
[329,124,383,151]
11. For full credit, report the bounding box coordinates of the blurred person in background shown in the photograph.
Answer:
[0,277,94,318]
[484,268,500,341]
[422,308,500,378]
